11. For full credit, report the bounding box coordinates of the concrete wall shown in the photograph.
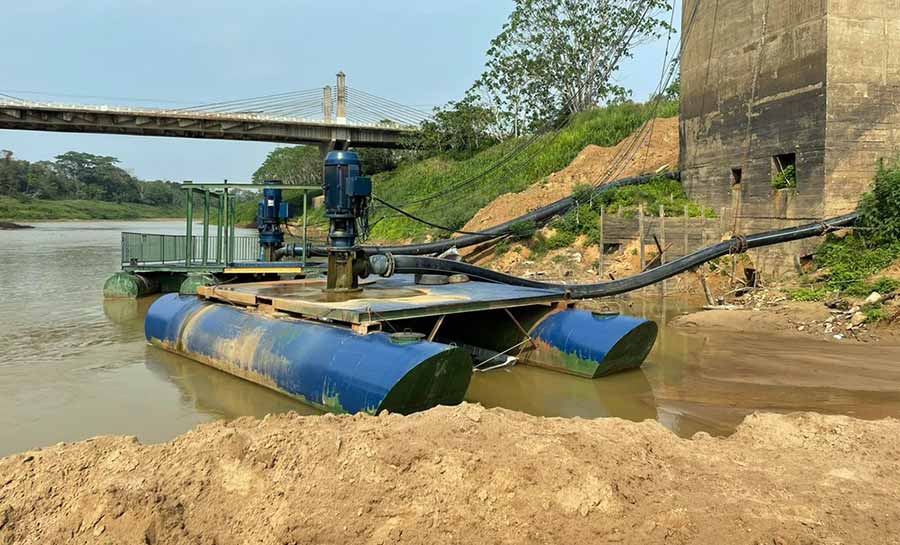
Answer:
[679,0,900,275]
[825,0,900,215]
[681,0,829,221]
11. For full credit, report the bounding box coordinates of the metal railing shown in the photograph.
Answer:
[121,232,261,266]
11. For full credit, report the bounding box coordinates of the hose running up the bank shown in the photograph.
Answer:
[299,172,679,258]
[388,213,857,299]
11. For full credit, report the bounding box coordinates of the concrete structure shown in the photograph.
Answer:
[0,101,414,149]
[680,0,900,273]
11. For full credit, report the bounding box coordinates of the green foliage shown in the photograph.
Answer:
[771,164,796,190]
[815,235,900,296]
[571,183,596,205]
[787,287,828,302]
[252,146,321,186]
[371,100,678,241]
[355,148,411,175]
[494,240,511,255]
[0,196,180,220]
[546,230,576,249]
[857,158,900,245]
[0,149,186,216]
[593,176,717,218]
[476,0,673,129]
[865,306,889,323]
[413,94,501,157]
[508,219,537,240]
[801,159,900,299]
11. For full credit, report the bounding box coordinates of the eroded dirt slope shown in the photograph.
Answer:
[2,403,899,545]
[463,116,679,232]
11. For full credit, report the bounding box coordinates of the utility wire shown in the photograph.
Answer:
[381,0,662,214]
[372,196,500,236]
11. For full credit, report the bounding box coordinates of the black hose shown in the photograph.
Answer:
[307,172,678,257]
[389,213,857,299]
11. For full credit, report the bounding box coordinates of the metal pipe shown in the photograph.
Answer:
[222,190,229,264]
[229,193,236,264]
[185,188,193,266]
[202,189,209,265]
[302,190,308,268]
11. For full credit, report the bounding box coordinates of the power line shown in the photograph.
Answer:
[385,0,663,213]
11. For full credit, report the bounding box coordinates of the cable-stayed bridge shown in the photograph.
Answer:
[0,73,429,149]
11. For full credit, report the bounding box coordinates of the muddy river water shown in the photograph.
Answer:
[3,221,900,456]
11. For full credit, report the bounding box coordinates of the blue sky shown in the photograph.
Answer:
[1,0,679,182]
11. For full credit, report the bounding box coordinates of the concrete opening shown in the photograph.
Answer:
[773,153,796,176]
[731,167,742,188]
[602,243,622,255]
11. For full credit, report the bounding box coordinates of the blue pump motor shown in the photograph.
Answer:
[257,180,293,261]
[323,151,371,250]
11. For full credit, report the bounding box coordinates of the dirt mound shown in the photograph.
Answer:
[3,404,900,544]
[463,117,679,232]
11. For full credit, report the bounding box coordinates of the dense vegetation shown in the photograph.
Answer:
[789,159,900,312]
[0,150,185,219]
[369,100,678,241]
[0,196,181,220]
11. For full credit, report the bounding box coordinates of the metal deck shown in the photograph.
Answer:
[197,275,569,324]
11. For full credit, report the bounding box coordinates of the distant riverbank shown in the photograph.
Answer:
[0,196,181,221]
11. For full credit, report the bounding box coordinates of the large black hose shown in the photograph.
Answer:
[389,212,858,299]
[307,172,678,257]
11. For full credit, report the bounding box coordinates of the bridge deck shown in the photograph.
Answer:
[0,101,414,148]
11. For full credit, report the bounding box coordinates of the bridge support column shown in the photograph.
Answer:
[323,86,333,123]
[336,71,347,124]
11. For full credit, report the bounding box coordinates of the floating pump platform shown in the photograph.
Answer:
[145,275,657,414]
[143,150,658,415]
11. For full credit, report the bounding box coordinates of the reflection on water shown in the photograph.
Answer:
[3,222,900,456]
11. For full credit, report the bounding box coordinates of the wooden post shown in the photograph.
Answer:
[659,204,666,296]
[599,206,605,279]
[683,204,689,257]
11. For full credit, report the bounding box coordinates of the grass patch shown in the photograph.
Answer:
[802,159,900,300]
[0,196,181,221]
[590,177,717,219]
[814,235,900,296]
[539,176,714,247]
[787,287,828,302]
[369,100,679,241]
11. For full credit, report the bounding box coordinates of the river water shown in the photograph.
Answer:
[3,221,900,456]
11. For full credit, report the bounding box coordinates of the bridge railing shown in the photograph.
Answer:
[121,232,261,266]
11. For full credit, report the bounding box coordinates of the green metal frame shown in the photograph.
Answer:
[178,182,319,269]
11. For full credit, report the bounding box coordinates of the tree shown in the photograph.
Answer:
[477,0,673,129]
[53,151,141,201]
[414,94,501,157]
[252,146,321,186]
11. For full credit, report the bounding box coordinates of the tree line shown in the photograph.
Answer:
[0,150,186,206]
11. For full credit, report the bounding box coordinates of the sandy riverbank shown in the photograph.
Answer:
[2,404,899,544]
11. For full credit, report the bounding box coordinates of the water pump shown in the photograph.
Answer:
[257,181,293,262]
[323,150,372,293]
